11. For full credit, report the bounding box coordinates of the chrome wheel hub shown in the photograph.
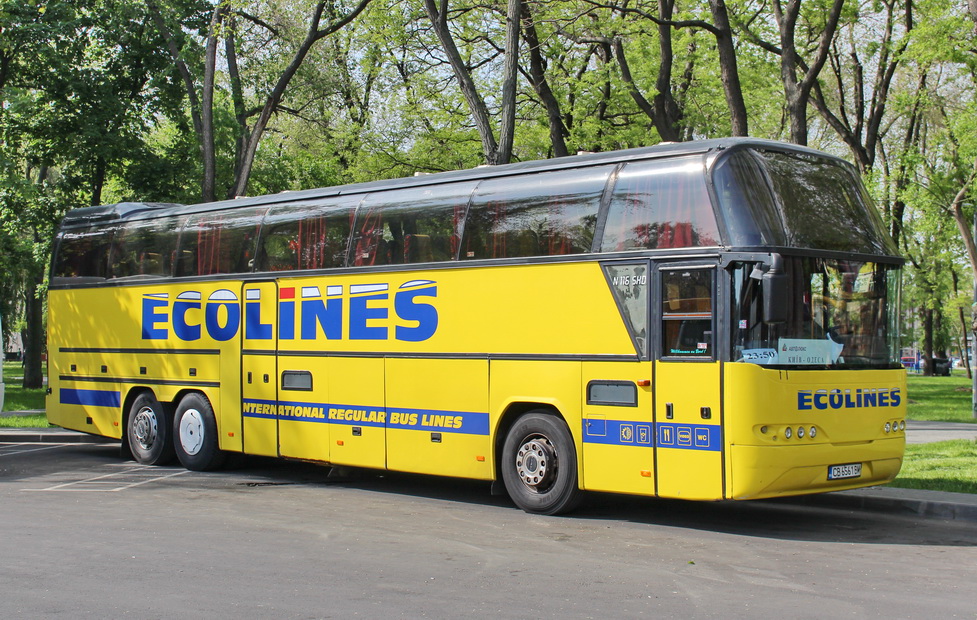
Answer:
[132,407,159,451]
[515,436,556,492]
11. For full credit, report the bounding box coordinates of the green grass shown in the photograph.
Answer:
[0,414,50,428]
[894,373,977,494]
[2,361,46,413]
[905,373,977,423]
[889,440,977,494]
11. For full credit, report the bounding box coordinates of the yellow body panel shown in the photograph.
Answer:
[324,357,386,468]
[385,358,491,479]
[45,260,906,504]
[655,362,724,500]
[723,363,906,499]
[580,361,655,495]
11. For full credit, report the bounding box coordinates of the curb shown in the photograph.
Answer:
[0,429,119,444]
[773,486,977,523]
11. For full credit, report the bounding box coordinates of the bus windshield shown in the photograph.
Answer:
[731,257,901,368]
[713,148,896,255]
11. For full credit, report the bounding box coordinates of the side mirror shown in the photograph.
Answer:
[762,253,788,324]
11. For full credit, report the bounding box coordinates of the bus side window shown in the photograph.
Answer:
[600,156,720,252]
[461,167,612,260]
[109,217,183,278]
[661,269,714,358]
[352,183,476,266]
[177,208,266,277]
[257,198,358,272]
[53,227,114,281]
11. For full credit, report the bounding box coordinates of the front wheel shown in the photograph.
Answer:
[173,393,226,471]
[501,412,583,515]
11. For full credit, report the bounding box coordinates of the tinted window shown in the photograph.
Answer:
[711,150,786,247]
[109,216,184,278]
[758,151,895,254]
[661,268,713,358]
[53,226,116,280]
[351,183,475,266]
[461,167,612,259]
[176,208,267,277]
[258,198,357,272]
[602,157,720,251]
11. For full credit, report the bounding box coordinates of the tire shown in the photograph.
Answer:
[501,411,583,515]
[173,393,226,471]
[126,392,174,465]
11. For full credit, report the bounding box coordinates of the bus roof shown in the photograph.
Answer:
[58,138,847,229]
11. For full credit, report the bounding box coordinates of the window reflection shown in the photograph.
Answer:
[732,257,899,367]
[461,167,611,259]
[602,157,720,251]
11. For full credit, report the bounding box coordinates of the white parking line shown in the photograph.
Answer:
[0,443,71,457]
[24,466,191,492]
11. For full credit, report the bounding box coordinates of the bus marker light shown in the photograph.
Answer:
[228,432,235,437]
[641,470,652,477]
[337,440,344,446]
[637,380,651,387]
[476,456,485,462]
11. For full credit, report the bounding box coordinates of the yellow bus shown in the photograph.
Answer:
[46,139,906,514]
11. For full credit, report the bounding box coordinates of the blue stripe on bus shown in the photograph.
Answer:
[583,420,721,452]
[60,388,121,408]
[241,399,489,435]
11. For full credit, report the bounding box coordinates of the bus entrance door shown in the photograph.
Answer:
[654,265,725,500]
[241,282,279,457]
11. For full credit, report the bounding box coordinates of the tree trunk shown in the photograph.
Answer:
[772,0,845,145]
[922,307,934,376]
[425,0,498,164]
[494,0,520,165]
[230,1,371,197]
[521,2,568,157]
[653,0,682,141]
[22,274,44,390]
[200,4,228,203]
[708,0,748,136]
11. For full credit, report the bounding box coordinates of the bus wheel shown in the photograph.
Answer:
[173,393,226,472]
[501,411,582,515]
[127,392,174,466]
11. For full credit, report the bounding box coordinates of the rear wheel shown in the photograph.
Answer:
[501,411,583,515]
[173,393,226,471]
[126,392,174,465]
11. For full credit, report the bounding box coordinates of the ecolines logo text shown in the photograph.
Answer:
[797,387,901,411]
[141,280,438,342]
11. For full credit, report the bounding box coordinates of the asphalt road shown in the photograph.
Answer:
[1,442,975,619]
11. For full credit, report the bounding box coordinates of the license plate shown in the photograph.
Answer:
[828,463,862,480]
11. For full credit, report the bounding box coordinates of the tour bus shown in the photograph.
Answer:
[46,138,906,514]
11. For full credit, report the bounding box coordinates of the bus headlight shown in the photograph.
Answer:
[884,422,891,433]
[809,426,817,438]
[797,426,805,438]
[784,427,792,439]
